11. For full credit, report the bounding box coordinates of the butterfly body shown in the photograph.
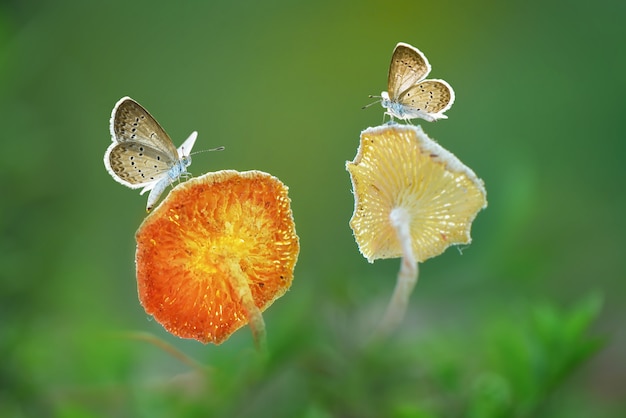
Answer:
[379,43,454,123]
[143,156,190,211]
[104,97,197,211]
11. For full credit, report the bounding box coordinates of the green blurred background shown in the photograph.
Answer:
[1,0,625,417]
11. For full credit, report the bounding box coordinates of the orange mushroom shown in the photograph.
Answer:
[346,124,487,336]
[135,170,299,348]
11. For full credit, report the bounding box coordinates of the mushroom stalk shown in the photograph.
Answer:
[377,207,419,337]
[230,262,267,351]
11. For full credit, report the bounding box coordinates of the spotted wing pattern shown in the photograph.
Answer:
[387,43,432,100]
[110,98,178,156]
[396,79,454,115]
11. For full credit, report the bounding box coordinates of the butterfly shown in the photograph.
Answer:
[104,97,198,212]
[368,42,455,123]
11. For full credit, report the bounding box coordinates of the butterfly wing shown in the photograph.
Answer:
[177,131,197,159]
[396,79,455,121]
[104,141,177,189]
[387,43,432,100]
[109,97,179,158]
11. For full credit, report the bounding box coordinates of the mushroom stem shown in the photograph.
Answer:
[376,207,419,338]
[230,263,267,351]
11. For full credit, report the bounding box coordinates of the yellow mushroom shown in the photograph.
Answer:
[346,124,487,336]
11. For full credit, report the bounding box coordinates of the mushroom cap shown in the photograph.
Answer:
[346,124,487,263]
[135,170,299,344]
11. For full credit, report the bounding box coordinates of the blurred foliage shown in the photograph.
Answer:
[0,292,605,417]
[1,0,625,417]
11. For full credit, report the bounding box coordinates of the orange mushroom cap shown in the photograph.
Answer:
[135,170,299,345]
[346,124,487,263]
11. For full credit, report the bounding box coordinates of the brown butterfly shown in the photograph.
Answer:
[104,97,198,211]
[368,43,455,122]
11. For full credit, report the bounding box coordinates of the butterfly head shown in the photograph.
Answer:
[380,91,392,109]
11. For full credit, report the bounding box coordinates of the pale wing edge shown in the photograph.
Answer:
[109,96,133,143]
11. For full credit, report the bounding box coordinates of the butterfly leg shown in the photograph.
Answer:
[383,112,398,126]
[180,170,193,184]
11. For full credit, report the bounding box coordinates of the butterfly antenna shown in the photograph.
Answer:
[362,95,382,110]
[190,146,225,156]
